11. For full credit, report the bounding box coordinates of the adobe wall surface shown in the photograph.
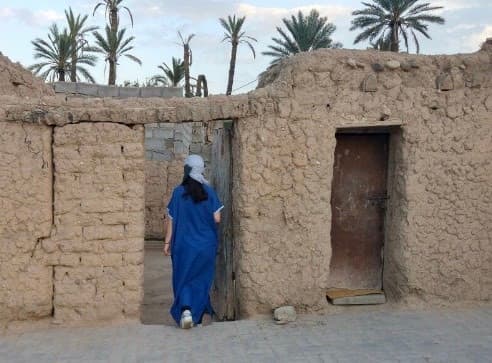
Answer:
[0,53,54,97]
[0,43,491,325]
[0,122,53,321]
[234,44,491,315]
[44,123,145,321]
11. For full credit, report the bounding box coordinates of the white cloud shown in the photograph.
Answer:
[466,25,492,50]
[132,0,236,20]
[238,3,351,19]
[0,7,64,27]
[237,3,352,32]
[445,23,480,33]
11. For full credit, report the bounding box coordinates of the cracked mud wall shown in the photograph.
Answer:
[0,122,53,321]
[43,123,145,321]
[235,46,491,315]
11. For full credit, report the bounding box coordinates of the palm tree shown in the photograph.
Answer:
[219,15,257,95]
[93,25,142,85]
[350,0,445,53]
[29,24,97,82]
[65,7,98,82]
[152,57,185,87]
[262,9,342,65]
[178,31,195,97]
[29,24,71,82]
[93,0,133,34]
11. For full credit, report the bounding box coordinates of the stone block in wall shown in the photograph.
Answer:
[140,87,162,98]
[153,128,174,139]
[162,87,183,98]
[119,87,140,98]
[158,123,175,130]
[190,143,202,154]
[97,85,119,97]
[174,141,188,155]
[53,81,77,94]
[152,150,173,161]
[76,83,99,96]
[192,124,205,143]
[145,138,164,152]
[437,73,454,91]
[362,74,378,92]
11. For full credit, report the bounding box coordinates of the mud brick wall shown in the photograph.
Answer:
[234,46,492,315]
[42,123,145,321]
[0,42,491,324]
[0,122,53,322]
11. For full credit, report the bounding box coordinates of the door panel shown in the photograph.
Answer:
[329,133,389,289]
[210,123,235,320]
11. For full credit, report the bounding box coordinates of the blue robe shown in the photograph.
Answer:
[167,184,223,325]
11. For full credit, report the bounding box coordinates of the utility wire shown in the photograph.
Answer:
[232,77,259,92]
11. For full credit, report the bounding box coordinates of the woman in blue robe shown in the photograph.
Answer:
[164,155,223,328]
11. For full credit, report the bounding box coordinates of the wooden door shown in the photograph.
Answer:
[210,122,236,320]
[329,133,389,290]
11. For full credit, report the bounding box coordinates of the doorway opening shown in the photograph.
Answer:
[327,127,398,304]
[141,120,236,324]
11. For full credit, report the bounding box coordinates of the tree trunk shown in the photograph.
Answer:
[110,9,118,33]
[109,59,116,85]
[184,43,192,98]
[226,41,238,95]
[59,69,66,82]
[70,54,77,82]
[390,24,399,52]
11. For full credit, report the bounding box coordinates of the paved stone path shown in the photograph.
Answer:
[1,307,491,362]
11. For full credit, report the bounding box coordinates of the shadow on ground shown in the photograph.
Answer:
[141,242,175,326]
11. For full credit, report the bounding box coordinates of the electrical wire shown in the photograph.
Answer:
[232,77,259,92]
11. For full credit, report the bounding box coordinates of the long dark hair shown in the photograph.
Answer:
[181,165,208,203]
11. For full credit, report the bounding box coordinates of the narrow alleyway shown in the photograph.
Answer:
[141,241,175,326]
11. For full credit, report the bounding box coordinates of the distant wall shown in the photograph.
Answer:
[144,122,213,239]
[52,82,182,98]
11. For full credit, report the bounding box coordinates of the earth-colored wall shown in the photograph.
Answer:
[234,44,491,315]
[0,122,53,321]
[45,123,145,321]
[0,42,491,324]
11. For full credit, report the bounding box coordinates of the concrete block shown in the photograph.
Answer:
[145,139,164,151]
[140,87,162,98]
[152,150,173,161]
[174,141,188,155]
[97,85,119,97]
[330,294,386,305]
[162,87,183,98]
[189,143,202,154]
[153,128,174,139]
[76,83,99,96]
[53,82,77,93]
[118,87,140,98]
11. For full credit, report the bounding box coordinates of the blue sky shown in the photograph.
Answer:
[1,0,491,94]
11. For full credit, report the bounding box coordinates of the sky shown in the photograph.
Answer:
[1,0,491,94]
